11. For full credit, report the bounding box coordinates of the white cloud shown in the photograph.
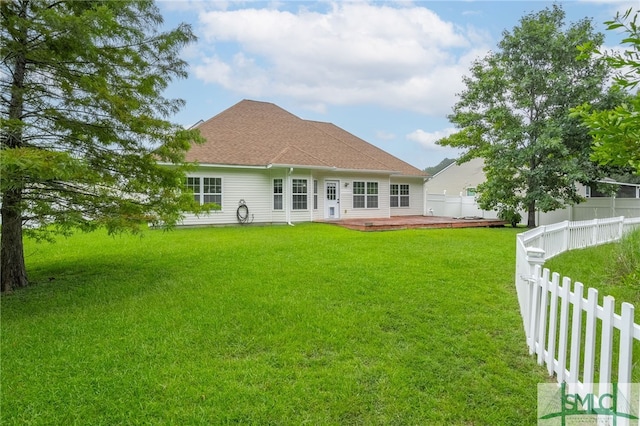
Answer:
[407,127,458,149]
[191,2,491,116]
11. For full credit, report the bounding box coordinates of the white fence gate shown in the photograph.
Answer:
[515,217,640,421]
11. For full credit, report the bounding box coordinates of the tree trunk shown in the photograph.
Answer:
[1,189,28,293]
[527,200,537,228]
[2,3,29,293]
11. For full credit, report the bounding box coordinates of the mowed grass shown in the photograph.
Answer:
[545,229,640,307]
[2,224,549,425]
[544,229,640,383]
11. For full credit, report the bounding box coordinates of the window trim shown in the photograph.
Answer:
[273,178,283,211]
[291,178,308,211]
[186,176,223,208]
[202,177,222,205]
[390,184,410,208]
[353,180,379,209]
[186,177,200,204]
[313,179,318,210]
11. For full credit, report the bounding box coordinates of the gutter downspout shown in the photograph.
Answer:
[287,167,295,226]
[423,178,429,216]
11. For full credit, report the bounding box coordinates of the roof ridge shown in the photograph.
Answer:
[197,99,288,127]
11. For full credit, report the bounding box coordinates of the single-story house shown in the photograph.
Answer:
[172,100,428,226]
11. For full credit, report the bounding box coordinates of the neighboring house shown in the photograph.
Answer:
[425,157,485,197]
[172,100,428,226]
[586,178,640,199]
[425,158,640,223]
[427,158,640,199]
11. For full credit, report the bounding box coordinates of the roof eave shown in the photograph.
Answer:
[269,163,404,175]
[158,161,271,169]
[159,161,424,177]
[597,179,640,187]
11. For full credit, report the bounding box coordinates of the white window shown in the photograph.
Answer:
[186,177,222,205]
[292,179,308,210]
[313,180,318,210]
[186,177,200,203]
[203,178,222,205]
[390,184,410,207]
[273,179,283,210]
[353,181,378,208]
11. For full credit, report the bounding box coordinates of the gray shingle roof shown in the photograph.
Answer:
[185,100,427,177]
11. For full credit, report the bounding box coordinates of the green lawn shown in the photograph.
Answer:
[543,230,640,384]
[1,224,550,425]
[545,229,640,308]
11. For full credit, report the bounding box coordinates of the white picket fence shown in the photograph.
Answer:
[515,217,640,413]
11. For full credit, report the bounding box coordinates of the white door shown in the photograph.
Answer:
[325,180,340,219]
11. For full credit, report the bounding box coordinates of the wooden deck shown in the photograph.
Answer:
[318,215,506,231]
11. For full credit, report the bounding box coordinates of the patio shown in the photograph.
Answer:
[318,215,507,231]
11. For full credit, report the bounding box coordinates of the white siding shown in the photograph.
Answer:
[178,165,425,226]
[335,174,390,220]
[309,172,425,221]
[390,178,424,216]
[287,171,314,223]
[310,172,336,221]
[426,158,485,196]
[181,167,283,226]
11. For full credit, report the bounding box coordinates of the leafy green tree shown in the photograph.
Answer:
[1,0,204,292]
[573,9,640,174]
[438,5,613,227]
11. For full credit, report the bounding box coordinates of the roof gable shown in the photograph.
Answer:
[185,100,426,176]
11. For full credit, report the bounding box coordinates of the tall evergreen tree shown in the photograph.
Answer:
[438,5,613,227]
[1,0,204,292]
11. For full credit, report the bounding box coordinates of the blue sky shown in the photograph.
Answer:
[158,0,636,170]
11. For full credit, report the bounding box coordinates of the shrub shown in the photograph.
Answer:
[498,207,522,227]
[611,228,640,286]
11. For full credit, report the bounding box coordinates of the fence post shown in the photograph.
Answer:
[523,248,545,346]
[618,302,634,426]
[611,195,616,218]
[618,216,625,240]
[526,247,546,276]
